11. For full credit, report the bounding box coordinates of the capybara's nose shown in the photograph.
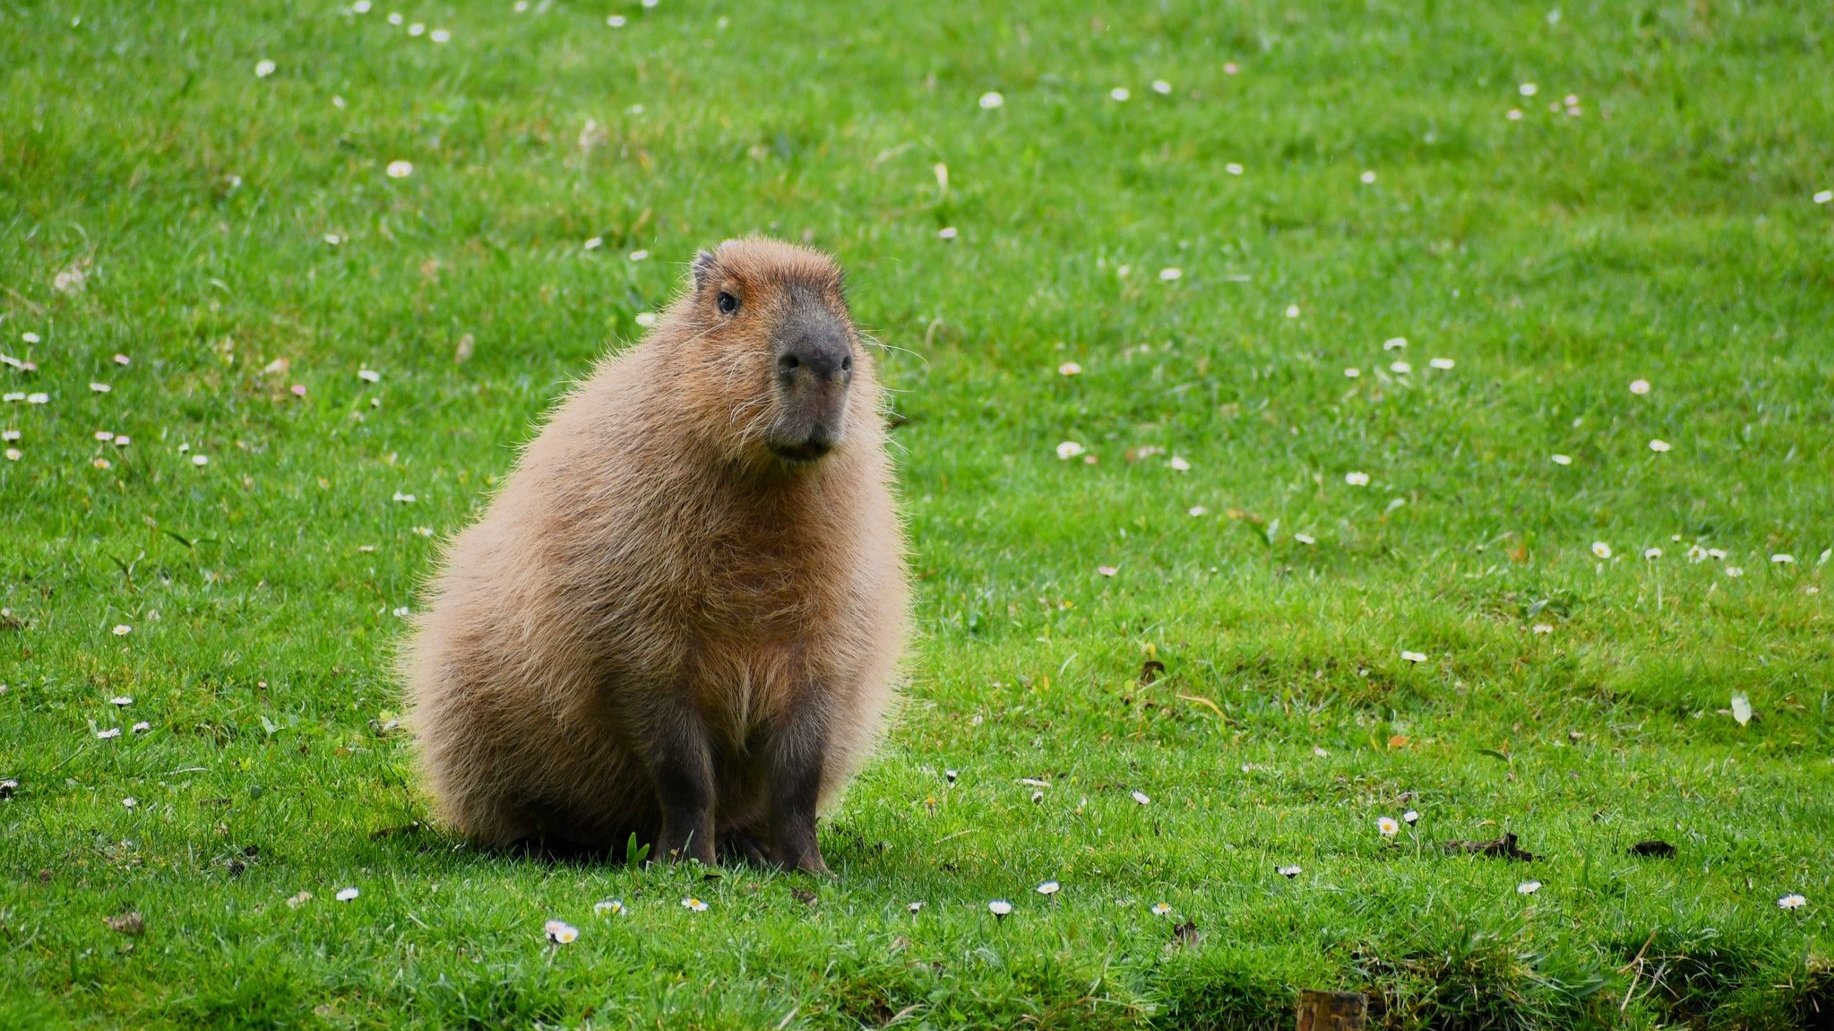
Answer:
[778,328,853,383]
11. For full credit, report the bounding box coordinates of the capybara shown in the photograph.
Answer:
[403,238,908,873]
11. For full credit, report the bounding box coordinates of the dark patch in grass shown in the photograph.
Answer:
[1627,839,1677,858]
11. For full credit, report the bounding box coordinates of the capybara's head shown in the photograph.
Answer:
[672,238,869,468]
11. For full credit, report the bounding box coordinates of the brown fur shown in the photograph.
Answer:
[402,238,908,872]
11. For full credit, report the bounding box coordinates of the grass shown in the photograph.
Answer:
[3,0,1831,1026]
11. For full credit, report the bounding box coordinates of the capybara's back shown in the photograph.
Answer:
[404,238,907,872]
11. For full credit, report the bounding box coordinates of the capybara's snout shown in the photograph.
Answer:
[769,315,853,462]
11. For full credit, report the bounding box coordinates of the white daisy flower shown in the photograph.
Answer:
[110,696,133,707]
[1056,441,1085,460]
[1517,881,1542,895]
[544,919,579,944]
[1551,454,1572,466]
[594,898,625,916]
[1771,554,1795,565]
[1277,865,1301,878]
[255,59,276,78]
[1377,816,1400,837]
[385,160,413,179]
[392,491,416,503]
[1519,82,1538,96]
[1629,379,1651,395]
[1402,810,1419,825]
[1169,455,1191,472]
[1726,566,1744,578]
[1035,880,1060,896]
[1648,439,1670,453]
[1344,367,1360,378]
[634,312,658,327]
[1592,541,1613,559]
[96,727,122,739]
[937,226,957,240]
[1225,162,1244,176]
[1400,651,1427,664]
[1150,902,1172,916]
[1390,360,1412,374]
[978,91,1004,110]
[1778,894,1807,910]
[681,897,708,912]
[336,887,359,901]
[1058,362,1082,376]
[988,899,1013,917]
[1294,533,1316,545]
[1131,790,1151,805]
[1344,471,1370,486]
[1532,623,1553,635]
[113,625,132,636]
[430,28,451,43]
[1359,170,1377,184]
[907,901,924,913]
[1429,357,1455,370]
[132,721,151,734]
[1158,267,1181,282]
[1109,87,1130,102]
[1151,80,1172,95]
[1284,304,1301,318]
[1644,547,1662,559]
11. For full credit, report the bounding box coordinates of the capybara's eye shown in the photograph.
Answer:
[717,291,739,315]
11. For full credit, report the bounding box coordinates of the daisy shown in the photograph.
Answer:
[544,919,579,944]
[1131,790,1151,805]
[1035,880,1060,896]
[286,891,313,908]
[1400,651,1426,663]
[1225,162,1244,176]
[978,91,1004,110]
[1551,454,1572,465]
[1056,441,1085,460]
[1150,902,1172,916]
[1109,87,1130,102]
[1778,894,1807,910]
[681,897,708,912]
[1592,541,1613,559]
[1771,554,1795,565]
[1644,547,1662,560]
[1377,816,1400,837]
[1277,865,1301,878]
[1344,471,1370,486]
[1648,439,1670,453]
[1058,361,1082,376]
[1359,170,1377,184]
[358,368,381,383]
[1390,360,1413,374]
[1518,881,1542,895]
[937,226,957,240]
[1629,379,1651,395]
[255,59,276,78]
[1532,623,1553,635]
[1158,267,1181,282]
[110,696,132,707]
[1429,357,1455,370]
[907,901,924,913]
[131,721,151,734]
[336,887,359,901]
[1403,810,1419,825]
[1168,455,1191,472]
[988,899,1013,918]
[97,727,123,739]
[1151,80,1172,95]
[386,160,413,179]
[113,625,132,636]
[1294,533,1315,545]
[1383,337,1407,350]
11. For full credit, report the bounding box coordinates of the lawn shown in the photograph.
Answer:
[3,0,1832,1027]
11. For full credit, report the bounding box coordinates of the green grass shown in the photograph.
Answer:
[4,0,1832,1027]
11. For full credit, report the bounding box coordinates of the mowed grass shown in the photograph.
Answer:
[3,0,1832,1027]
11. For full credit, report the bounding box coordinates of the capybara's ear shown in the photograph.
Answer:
[692,250,718,292]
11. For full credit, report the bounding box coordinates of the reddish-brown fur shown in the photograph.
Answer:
[403,238,908,872]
